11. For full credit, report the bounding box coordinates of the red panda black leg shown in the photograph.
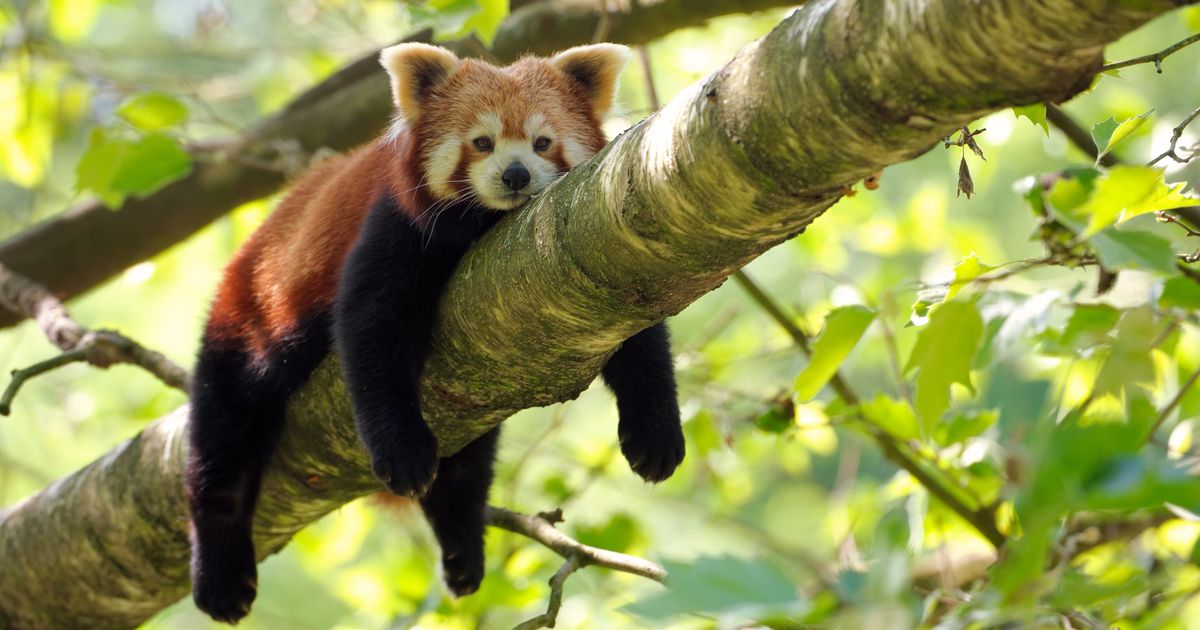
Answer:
[601,322,686,482]
[333,197,459,500]
[418,427,500,596]
[186,316,331,624]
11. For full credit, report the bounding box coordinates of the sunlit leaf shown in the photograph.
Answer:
[947,253,992,300]
[1073,165,1198,235]
[794,305,875,400]
[1013,104,1048,135]
[859,394,920,441]
[75,128,129,208]
[1091,109,1153,162]
[935,409,998,446]
[905,299,984,430]
[110,133,192,198]
[117,92,188,131]
[1160,275,1200,309]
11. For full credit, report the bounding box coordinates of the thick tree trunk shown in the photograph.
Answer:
[0,0,1192,627]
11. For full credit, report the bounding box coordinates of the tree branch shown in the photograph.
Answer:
[0,1,1189,627]
[0,0,800,331]
[0,263,190,411]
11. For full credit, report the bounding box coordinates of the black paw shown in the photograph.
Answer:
[370,424,440,498]
[619,418,686,483]
[191,534,257,624]
[442,547,485,597]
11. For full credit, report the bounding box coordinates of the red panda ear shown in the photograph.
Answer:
[379,43,460,122]
[551,44,631,117]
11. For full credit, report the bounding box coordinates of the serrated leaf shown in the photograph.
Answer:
[1075,166,1198,236]
[904,299,984,430]
[1092,109,1153,163]
[1013,104,1048,135]
[859,394,920,441]
[794,305,875,400]
[1160,276,1200,310]
[116,92,188,131]
[109,133,192,197]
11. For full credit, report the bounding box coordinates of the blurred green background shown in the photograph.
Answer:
[3,1,1200,628]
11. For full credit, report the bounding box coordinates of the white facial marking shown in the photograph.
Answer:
[464,113,564,210]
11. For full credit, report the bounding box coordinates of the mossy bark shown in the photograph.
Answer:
[0,1,1192,627]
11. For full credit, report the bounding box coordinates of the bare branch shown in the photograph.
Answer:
[0,264,190,413]
[1100,32,1200,73]
[1150,105,1200,165]
[486,507,667,582]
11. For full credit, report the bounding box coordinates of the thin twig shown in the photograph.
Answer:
[1147,364,1200,441]
[511,556,584,630]
[1149,105,1200,165]
[486,507,666,582]
[1100,33,1200,73]
[0,349,87,415]
[0,264,190,415]
[488,506,666,629]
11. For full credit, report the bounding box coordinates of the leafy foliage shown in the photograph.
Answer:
[2,2,1200,630]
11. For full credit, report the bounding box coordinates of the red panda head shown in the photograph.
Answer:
[379,43,630,210]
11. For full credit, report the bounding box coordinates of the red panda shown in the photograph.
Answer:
[186,43,685,624]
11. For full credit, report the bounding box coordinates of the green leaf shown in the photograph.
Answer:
[573,513,643,554]
[905,299,984,431]
[754,404,792,434]
[1013,104,1048,135]
[1042,303,1120,355]
[1160,276,1200,310]
[1049,568,1149,608]
[947,253,993,300]
[935,409,998,446]
[1091,109,1153,162]
[1089,228,1178,274]
[1073,165,1198,236]
[859,394,920,441]
[116,92,188,131]
[74,128,130,208]
[109,133,192,197]
[623,555,805,622]
[793,305,875,400]
[1093,307,1160,397]
[411,0,509,45]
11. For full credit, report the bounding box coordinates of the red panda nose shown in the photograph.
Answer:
[502,163,531,192]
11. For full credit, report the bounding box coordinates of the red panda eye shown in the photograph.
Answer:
[472,137,493,152]
[533,137,551,152]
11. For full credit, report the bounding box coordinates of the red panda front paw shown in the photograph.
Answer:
[191,532,257,624]
[618,418,686,483]
[370,424,440,498]
[442,547,485,596]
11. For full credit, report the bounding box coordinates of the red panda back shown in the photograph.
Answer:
[204,143,403,358]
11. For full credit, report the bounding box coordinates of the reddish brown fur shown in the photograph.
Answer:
[205,55,607,360]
